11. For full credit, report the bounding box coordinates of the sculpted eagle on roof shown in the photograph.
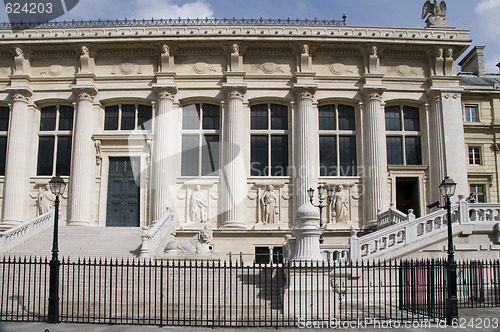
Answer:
[422,0,447,19]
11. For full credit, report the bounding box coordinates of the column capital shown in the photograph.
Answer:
[71,85,98,102]
[361,85,386,101]
[222,83,247,100]
[5,86,33,104]
[292,84,317,101]
[152,84,178,101]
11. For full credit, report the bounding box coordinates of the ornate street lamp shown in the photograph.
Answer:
[308,185,334,244]
[47,175,66,324]
[439,176,458,325]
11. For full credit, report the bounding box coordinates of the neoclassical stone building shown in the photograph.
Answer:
[0,14,496,257]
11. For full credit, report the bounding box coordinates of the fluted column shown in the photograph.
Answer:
[69,87,97,226]
[150,86,178,221]
[362,88,389,223]
[1,88,34,227]
[293,86,319,215]
[427,93,446,204]
[221,85,248,229]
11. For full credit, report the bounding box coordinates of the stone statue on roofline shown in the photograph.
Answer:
[422,0,448,28]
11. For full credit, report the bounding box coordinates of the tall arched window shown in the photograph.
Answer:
[181,103,220,176]
[37,105,74,176]
[318,104,357,176]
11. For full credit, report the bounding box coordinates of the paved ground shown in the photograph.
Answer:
[2,308,500,331]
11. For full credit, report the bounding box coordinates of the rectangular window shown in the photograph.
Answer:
[58,105,74,131]
[320,136,337,176]
[385,106,401,131]
[181,135,199,176]
[339,136,357,176]
[403,106,420,131]
[318,105,336,130]
[0,136,7,176]
[465,105,479,123]
[470,184,485,203]
[104,105,119,130]
[181,104,221,177]
[405,137,422,165]
[270,135,288,176]
[0,106,9,176]
[338,104,356,130]
[468,147,481,165]
[250,104,268,130]
[270,104,288,130]
[120,104,136,130]
[201,135,219,176]
[55,136,72,176]
[386,136,403,165]
[40,106,57,131]
[37,136,55,176]
[137,105,152,130]
[251,135,268,176]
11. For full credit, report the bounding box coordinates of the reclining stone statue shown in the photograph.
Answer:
[164,228,213,255]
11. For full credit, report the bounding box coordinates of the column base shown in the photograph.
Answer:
[68,220,93,226]
[221,221,247,230]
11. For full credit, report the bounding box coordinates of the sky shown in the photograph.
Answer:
[1,0,499,73]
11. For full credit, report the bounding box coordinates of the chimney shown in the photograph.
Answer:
[459,46,486,76]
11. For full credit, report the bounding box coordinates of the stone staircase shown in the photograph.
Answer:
[3,225,144,259]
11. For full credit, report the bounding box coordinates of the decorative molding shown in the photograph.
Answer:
[386,65,418,77]
[11,93,30,103]
[176,47,224,56]
[251,62,284,74]
[32,50,77,58]
[94,140,102,166]
[78,92,95,102]
[112,62,142,75]
[97,48,156,57]
[192,62,216,74]
[316,48,360,56]
[381,50,426,58]
[329,63,354,75]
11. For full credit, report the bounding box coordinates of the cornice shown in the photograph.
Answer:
[0,25,470,46]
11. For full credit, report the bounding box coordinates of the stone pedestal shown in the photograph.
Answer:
[284,203,329,319]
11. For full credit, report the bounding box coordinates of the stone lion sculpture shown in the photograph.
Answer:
[164,228,213,255]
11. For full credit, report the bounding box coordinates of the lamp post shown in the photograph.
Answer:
[308,185,333,244]
[47,175,66,324]
[439,176,458,325]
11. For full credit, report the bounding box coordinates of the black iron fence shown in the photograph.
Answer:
[0,257,498,327]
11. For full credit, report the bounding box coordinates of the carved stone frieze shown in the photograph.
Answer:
[251,62,284,74]
[293,87,316,101]
[329,63,354,75]
[386,65,418,77]
[112,62,142,75]
[156,88,176,101]
[192,62,216,74]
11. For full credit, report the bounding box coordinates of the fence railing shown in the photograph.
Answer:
[0,257,498,327]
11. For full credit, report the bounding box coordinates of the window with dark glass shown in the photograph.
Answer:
[0,106,9,176]
[104,104,153,131]
[37,105,74,176]
[470,184,485,203]
[319,104,357,176]
[385,105,422,166]
[468,147,481,165]
[250,104,289,176]
[181,103,220,176]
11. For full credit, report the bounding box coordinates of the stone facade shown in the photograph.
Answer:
[0,17,496,260]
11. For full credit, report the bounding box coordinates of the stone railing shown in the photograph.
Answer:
[0,210,55,252]
[468,203,500,222]
[376,203,415,229]
[139,208,175,258]
[320,243,350,263]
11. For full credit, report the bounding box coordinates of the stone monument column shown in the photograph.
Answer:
[221,85,248,229]
[292,85,319,215]
[150,85,178,221]
[362,87,389,223]
[1,88,34,228]
[69,87,97,226]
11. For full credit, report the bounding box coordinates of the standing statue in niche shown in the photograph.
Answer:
[332,185,348,223]
[422,0,447,27]
[260,185,278,224]
[38,184,55,215]
[190,185,208,223]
